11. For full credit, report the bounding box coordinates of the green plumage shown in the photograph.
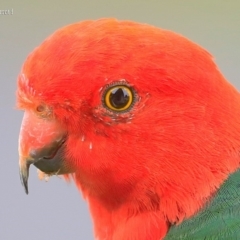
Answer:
[165,169,240,239]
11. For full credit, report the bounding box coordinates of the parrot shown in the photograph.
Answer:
[17,18,240,239]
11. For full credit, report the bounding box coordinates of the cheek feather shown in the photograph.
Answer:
[89,142,93,150]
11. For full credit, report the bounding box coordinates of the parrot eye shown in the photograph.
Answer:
[103,83,136,112]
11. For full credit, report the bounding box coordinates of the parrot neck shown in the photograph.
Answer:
[165,168,240,238]
[78,162,240,240]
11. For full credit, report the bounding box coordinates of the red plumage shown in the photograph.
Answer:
[17,19,240,239]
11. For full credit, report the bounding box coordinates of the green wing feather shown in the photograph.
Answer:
[165,169,240,239]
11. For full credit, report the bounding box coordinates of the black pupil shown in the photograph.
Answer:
[109,88,130,109]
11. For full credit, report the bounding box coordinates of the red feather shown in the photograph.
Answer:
[17,19,240,239]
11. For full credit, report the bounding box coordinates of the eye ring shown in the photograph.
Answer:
[102,83,136,112]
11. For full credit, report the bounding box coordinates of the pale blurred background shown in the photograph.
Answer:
[0,1,239,239]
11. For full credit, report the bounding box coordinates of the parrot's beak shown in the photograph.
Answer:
[19,111,68,194]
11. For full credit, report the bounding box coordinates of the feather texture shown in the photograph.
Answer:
[17,19,240,239]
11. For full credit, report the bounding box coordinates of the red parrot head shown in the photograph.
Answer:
[17,19,240,239]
